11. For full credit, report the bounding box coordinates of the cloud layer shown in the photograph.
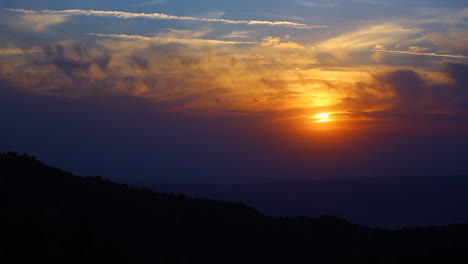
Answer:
[5,8,325,28]
[1,4,468,127]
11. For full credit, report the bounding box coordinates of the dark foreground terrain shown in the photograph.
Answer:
[1,152,467,263]
[132,175,468,229]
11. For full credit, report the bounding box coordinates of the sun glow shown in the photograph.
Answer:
[312,113,330,123]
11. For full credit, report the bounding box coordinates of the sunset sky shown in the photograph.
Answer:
[1,0,467,182]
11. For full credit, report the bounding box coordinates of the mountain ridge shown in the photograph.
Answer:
[1,152,468,263]
[129,174,468,228]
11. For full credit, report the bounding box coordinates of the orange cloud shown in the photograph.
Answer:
[1,33,467,133]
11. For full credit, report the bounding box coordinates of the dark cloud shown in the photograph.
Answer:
[52,58,92,79]
[329,62,468,137]
[95,56,111,71]
[445,62,468,91]
[346,62,468,119]
[42,43,102,81]
[0,41,223,109]
[444,62,468,109]
[378,69,426,112]
[130,55,150,70]
[149,44,201,67]
[72,42,90,59]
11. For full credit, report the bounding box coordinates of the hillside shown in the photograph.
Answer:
[131,175,468,228]
[1,152,468,263]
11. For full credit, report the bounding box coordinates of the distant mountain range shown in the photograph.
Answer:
[131,175,468,229]
[1,152,468,263]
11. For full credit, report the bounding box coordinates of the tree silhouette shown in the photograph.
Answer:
[1,152,467,263]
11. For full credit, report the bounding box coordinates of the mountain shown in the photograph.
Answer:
[130,175,468,229]
[1,152,468,263]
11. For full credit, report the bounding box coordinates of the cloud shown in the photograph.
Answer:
[5,8,326,29]
[312,22,468,66]
[431,30,468,56]
[88,33,256,46]
[0,47,43,55]
[343,62,468,120]
[0,41,233,111]
[135,0,165,7]
[352,0,391,5]
[261,36,304,49]
[298,1,337,8]
[12,13,69,32]
[445,62,468,99]
[160,28,211,39]
[378,69,428,112]
[220,31,254,39]
[1,31,466,129]
[372,48,468,59]
[317,24,420,52]
[0,38,330,115]
[202,10,226,19]
[408,46,430,53]
[313,23,425,64]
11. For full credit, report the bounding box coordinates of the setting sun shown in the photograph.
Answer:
[312,113,331,123]
[313,113,330,119]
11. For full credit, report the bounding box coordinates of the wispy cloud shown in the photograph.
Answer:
[262,36,304,49]
[201,10,226,19]
[5,8,326,29]
[298,1,337,8]
[220,31,253,39]
[352,0,391,5]
[12,13,69,32]
[0,47,43,55]
[135,0,165,7]
[372,48,468,59]
[316,24,420,52]
[88,33,256,45]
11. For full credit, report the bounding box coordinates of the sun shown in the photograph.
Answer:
[313,113,329,119]
[312,113,330,123]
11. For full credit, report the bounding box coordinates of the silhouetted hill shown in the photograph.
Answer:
[1,152,468,263]
[131,175,468,229]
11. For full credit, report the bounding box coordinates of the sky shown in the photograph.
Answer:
[1,0,467,183]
